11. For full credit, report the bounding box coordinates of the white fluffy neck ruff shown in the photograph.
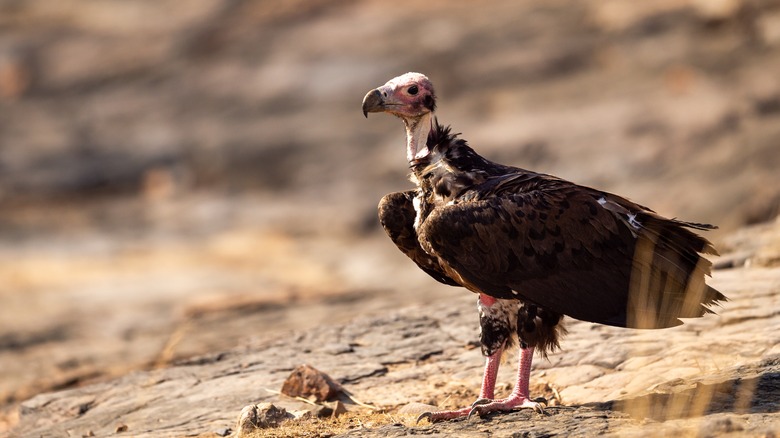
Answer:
[403,112,433,162]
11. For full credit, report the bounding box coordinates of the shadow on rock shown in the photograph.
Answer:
[615,357,780,421]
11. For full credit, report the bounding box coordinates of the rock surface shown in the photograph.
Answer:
[9,219,780,437]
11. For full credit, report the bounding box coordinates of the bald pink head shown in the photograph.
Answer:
[362,72,436,119]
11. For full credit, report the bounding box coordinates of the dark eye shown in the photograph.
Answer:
[408,85,419,95]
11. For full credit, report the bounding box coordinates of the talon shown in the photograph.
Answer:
[470,398,492,408]
[466,406,481,420]
[533,403,545,414]
[416,412,433,424]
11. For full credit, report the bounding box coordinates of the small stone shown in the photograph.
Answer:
[235,403,290,437]
[214,427,232,437]
[289,409,313,420]
[281,364,343,402]
[115,423,128,433]
[397,402,440,416]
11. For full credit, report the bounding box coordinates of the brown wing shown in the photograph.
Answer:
[418,178,724,328]
[378,191,460,287]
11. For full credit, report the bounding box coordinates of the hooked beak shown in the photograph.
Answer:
[362,88,384,118]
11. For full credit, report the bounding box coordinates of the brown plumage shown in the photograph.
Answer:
[364,72,726,421]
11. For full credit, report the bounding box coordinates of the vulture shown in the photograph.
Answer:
[362,72,726,422]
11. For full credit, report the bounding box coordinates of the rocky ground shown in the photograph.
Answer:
[10,218,780,437]
[2,0,780,436]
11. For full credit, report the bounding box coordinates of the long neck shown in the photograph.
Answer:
[403,112,432,162]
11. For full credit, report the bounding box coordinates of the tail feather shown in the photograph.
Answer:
[626,212,725,329]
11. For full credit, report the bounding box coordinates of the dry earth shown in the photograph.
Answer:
[8,218,780,437]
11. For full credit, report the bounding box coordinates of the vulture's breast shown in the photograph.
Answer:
[411,150,486,232]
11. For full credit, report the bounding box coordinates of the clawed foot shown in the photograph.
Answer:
[416,396,546,423]
[467,395,545,419]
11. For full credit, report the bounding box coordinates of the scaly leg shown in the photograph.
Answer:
[467,347,544,419]
[418,347,544,422]
[479,347,501,399]
[417,347,503,422]
[418,295,544,422]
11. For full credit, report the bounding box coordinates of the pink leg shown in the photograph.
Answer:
[418,295,544,423]
[417,294,505,422]
[475,293,501,400]
[417,348,503,422]
[418,347,544,423]
[480,345,501,399]
[467,347,544,418]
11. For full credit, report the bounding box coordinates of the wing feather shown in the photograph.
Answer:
[418,177,723,328]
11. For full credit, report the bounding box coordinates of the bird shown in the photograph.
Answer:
[361,72,726,422]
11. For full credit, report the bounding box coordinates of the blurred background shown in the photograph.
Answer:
[1,0,779,431]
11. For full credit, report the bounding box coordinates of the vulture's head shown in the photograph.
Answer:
[362,72,436,120]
